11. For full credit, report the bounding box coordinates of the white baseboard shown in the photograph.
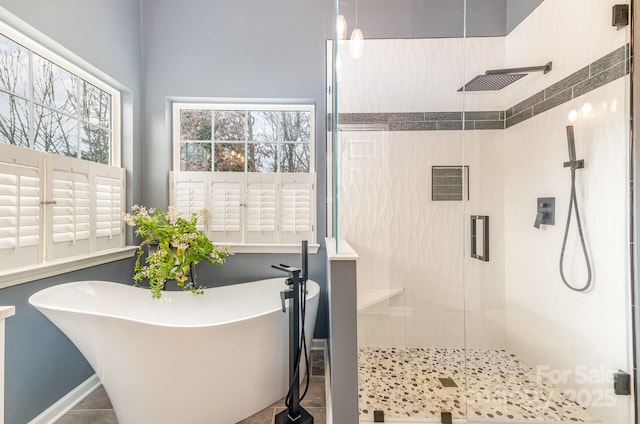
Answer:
[28,374,100,424]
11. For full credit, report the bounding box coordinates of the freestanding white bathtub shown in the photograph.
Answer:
[29,278,320,424]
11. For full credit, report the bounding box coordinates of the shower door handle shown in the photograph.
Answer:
[471,215,489,262]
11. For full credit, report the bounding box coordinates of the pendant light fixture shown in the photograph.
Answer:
[336,14,348,40]
[349,0,364,59]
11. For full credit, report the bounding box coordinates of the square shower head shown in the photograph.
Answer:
[457,73,527,92]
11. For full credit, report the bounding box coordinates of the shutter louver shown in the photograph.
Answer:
[208,173,244,244]
[210,185,241,231]
[281,188,311,232]
[245,175,277,244]
[93,164,125,251]
[0,168,41,249]
[47,155,92,260]
[52,170,91,243]
[280,173,315,244]
[95,176,122,238]
[0,144,44,269]
[169,171,208,231]
[18,175,41,247]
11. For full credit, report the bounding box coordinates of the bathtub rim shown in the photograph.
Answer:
[28,277,320,329]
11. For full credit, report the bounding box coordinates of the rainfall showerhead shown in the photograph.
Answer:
[458,74,527,92]
[458,61,552,92]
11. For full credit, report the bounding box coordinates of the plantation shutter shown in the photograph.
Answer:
[0,144,126,271]
[279,173,315,244]
[0,144,43,269]
[245,173,277,244]
[47,155,91,259]
[209,172,243,243]
[170,171,317,246]
[94,163,125,251]
[169,171,208,231]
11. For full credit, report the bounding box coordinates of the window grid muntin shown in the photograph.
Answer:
[176,104,313,174]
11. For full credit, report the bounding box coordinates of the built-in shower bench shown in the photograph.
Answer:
[357,287,404,311]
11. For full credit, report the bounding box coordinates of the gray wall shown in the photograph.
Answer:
[0,1,143,422]
[139,0,333,338]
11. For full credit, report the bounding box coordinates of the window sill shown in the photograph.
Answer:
[0,246,138,290]
[226,243,320,254]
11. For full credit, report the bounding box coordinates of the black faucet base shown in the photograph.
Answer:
[275,406,314,424]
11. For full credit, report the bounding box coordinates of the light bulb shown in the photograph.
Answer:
[350,28,364,59]
[336,15,347,40]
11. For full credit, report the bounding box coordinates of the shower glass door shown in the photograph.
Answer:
[332,0,634,423]
[462,1,633,423]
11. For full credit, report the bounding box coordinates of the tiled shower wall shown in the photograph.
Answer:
[337,0,631,422]
[503,1,631,423]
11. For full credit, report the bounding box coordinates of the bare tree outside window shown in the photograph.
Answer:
[214,111,245,171]
[280,111,310,172]
[180,110,212,171]
[0,92,29,147]
[181,110,211,141]
[0,35,30,148]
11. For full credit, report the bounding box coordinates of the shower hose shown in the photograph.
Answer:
[559,166,592,292]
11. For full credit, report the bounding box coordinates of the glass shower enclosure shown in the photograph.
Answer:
[330,0,633,422]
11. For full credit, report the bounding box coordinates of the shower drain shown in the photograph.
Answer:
[438,377,458,387]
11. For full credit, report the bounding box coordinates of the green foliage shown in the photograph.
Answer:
[123,205,231,299]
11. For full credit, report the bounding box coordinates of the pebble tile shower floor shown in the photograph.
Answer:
[358,347,597,423]
[54,349,326,424]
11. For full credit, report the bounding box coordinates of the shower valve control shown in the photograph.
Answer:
[614,370,631,395]
[534,197,556,229]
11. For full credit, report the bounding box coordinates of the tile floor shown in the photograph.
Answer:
[358,347,597,423]
[55,349,327,424]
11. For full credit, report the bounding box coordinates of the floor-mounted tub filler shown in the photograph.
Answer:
[29,278,320,424]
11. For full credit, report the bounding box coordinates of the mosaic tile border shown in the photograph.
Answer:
[336,45,629,132]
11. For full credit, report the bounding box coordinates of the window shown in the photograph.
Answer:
[171,102,316,248]
[0,30,120,165]
[0,23,125,273]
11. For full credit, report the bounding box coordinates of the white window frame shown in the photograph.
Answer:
[0,20,121,166]
[171,101,318,253]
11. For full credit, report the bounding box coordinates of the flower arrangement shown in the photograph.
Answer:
[123,205,231,299]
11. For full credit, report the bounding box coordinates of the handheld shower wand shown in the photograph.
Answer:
[559,125,592,292]
[564,126,583,170]
[566,126,576,162]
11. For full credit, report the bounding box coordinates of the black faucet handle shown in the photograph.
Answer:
[271,264,301,275]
